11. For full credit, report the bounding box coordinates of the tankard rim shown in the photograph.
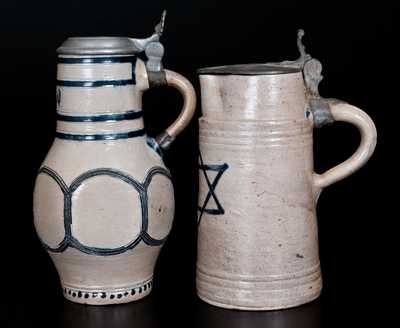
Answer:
[197,64,300,76]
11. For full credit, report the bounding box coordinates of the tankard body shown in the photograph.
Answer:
[196,61,376,310]
[33,19,196,305]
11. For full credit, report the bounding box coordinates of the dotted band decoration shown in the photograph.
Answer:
[63,280,153,300]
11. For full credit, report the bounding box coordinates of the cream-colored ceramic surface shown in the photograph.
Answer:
[196,72,377,310]
[33,52,196,305]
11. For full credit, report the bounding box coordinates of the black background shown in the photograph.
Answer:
[0,1,397,327]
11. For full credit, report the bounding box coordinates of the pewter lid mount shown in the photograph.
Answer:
[57,11,166,56]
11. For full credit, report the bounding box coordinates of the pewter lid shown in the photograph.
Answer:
[57,37,144,55]
[197,64,301,75]
[57,11,167,56]
[198,29,322,78]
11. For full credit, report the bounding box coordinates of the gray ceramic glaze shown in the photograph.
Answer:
[196,31,377,310]
[33,15,196,305]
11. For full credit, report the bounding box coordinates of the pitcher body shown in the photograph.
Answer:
[33,17,196,305]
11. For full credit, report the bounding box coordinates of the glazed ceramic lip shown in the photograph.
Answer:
[197,64,301,75]
[57,37,142,55]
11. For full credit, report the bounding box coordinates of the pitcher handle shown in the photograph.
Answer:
[153,69,196,150]
[312,100,377,190]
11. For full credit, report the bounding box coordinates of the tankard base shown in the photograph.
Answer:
[196,268,322,311]
[197,291,321,311]
[61,278,153,305]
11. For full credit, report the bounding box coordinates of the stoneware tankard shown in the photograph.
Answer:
[33,12,196,305]
[196,30,377,310]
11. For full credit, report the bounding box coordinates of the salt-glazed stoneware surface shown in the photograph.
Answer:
[196,30,377,310]
[33,13,196,305]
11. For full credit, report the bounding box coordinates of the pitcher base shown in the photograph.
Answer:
[62,278,153,305]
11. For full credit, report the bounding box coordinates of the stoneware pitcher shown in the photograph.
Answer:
[33,12,196,305]
[196,30,377,310]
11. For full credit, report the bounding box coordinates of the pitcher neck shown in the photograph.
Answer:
[55,54,147,141]
[55,110,145,141]
[56,54,148,115]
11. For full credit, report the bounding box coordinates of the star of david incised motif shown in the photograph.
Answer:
[198,152,229,226]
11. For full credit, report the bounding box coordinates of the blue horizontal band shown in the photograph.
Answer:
[57,55,137,86]
[57,110,143,122]
[55,129,145,141]
[57,79,135,87]
[58,56,136,64]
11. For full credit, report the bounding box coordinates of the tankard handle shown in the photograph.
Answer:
[313,100,377,190]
